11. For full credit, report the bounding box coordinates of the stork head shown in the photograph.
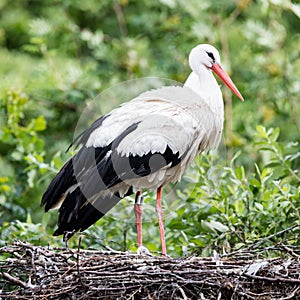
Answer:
[189,44,244,101]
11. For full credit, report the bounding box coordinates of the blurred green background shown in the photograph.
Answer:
[0,0,299,256]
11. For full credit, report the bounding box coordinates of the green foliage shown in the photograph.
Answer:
[0,0,299,256]
[254,125,300,182]
[170,126,300,256]
[0,89,61,225]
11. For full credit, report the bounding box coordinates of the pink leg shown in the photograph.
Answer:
[156,187,167,255]
[134,190,143,248]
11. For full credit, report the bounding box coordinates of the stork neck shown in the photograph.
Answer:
[184,69,223,113]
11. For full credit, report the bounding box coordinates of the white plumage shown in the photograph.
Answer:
[41,44,243,253]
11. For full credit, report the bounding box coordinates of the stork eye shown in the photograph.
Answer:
[206,51,215,62]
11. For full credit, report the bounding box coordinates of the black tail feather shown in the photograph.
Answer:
[53,187,133,240]
[41,159,75,212]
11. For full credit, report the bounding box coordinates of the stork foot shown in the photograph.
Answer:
[137,245,151,256]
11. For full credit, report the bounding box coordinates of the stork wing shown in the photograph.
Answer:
[85,86,222,152]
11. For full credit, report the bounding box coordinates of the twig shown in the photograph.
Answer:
[244,273,300,284]
[113,2,127,37]
[174,283,189,300]
[279,243,300,258]
[222,224,300,257]
[2,272,29,289]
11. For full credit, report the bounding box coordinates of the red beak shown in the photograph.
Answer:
[211,63,244,101]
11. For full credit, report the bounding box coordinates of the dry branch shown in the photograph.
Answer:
[0,241,300,299]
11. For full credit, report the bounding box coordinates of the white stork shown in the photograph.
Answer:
[41,44,244,255]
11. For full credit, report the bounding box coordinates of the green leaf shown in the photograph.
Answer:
[41,212,51,229]
[235,166,245,181]
[234,199,246,216]
[26,213,32,224]
[33,116,47,131]
[11,150,23,161]
[0,195,6,205]
[202,220,229,233]
[256,125,267,138]
[254,202,264,212]
[27,169,36,188]
[270,127,280,142]
[190,237,206,247]
[250,178,261,188]
[261,168,273,183]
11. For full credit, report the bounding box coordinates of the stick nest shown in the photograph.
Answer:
[1,241,300,299]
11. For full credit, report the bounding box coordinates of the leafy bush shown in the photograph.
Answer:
[169,126,300,256]
[0,90,46,222]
